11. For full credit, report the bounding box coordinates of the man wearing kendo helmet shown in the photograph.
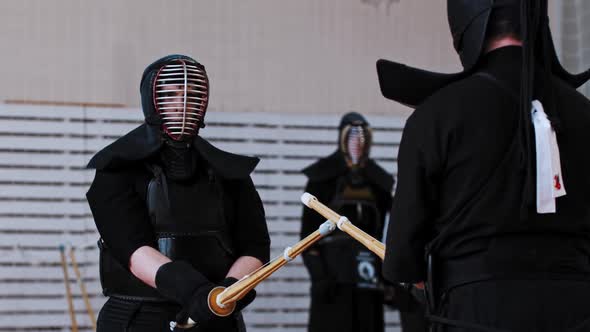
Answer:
[86,54,270,331]
[300,112,425,332]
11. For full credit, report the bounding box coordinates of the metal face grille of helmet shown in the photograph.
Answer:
[153,59,209,141]
[340,125,372,168]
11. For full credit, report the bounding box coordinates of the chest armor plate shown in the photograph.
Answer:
[146,165,235,282]
[98,165,235,301]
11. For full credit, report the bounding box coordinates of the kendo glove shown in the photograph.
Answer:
[155,261,218,327]
[219,277,257,312]
[384,282,426,313]
[171,276,257,329]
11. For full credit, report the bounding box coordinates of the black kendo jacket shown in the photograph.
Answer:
[86,133,271,278]
[383,46,590,285]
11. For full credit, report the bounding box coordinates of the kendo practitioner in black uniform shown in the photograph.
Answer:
[86,55,270,331]
[378,1,590,331]
[301,112,406,332]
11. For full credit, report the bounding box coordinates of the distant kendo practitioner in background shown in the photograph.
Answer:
[300,112,425,332]
[378,0,590,331]
[86,54,270,331]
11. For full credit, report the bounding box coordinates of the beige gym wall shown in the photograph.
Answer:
[0,0,460,116]
[0,1,563,115]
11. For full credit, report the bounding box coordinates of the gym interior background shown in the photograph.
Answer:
[0,1,588,331]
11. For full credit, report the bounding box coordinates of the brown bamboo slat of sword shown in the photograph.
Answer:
[217,219,337,306]
[178,220,337,328]
[59,245,79,332]
[69,247,97,331]
[300,192,385,260]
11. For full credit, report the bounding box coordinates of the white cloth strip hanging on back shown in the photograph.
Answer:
[531,100,566,214]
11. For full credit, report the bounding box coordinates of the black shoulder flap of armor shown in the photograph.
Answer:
[87,124,258,179]
[302,151,348,182]
[302,151,394,193]
[87,124,163,171]
[193,136,259,179]
[364,159,394,193]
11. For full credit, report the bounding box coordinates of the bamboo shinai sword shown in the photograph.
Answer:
[177,217,337,328]
[300,192,385,260]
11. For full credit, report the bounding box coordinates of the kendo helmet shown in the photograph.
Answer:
[140,54,210,141]
[377,0,590,108]
[448,0,590,84]
[339,112,373,169]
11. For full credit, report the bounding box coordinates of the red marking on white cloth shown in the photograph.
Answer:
[531,100,566,214]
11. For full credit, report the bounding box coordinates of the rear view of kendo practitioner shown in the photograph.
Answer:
[300,112,424,332]
[86,54,270,331]
[378,0,590,331]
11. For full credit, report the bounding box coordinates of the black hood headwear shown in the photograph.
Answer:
[87,54,258,179]
[376,0,590,109]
